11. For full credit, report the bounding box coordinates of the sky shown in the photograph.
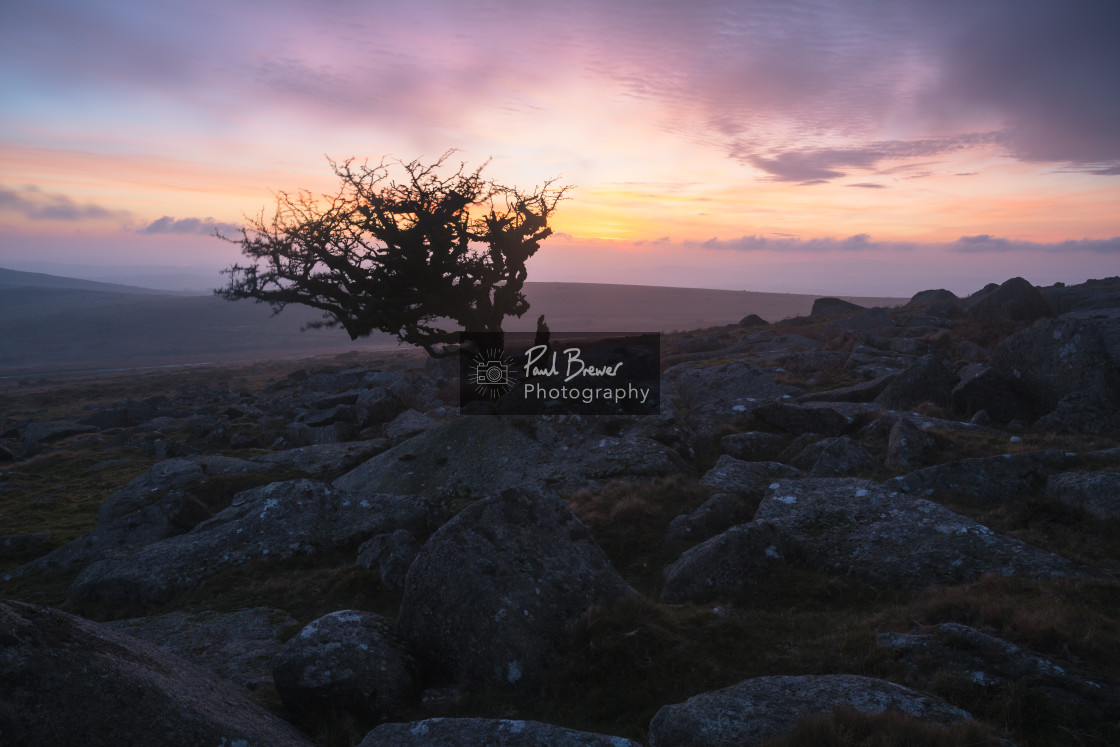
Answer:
[1,0,1118,296]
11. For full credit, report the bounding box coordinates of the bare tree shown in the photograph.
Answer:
[217,151,567,356]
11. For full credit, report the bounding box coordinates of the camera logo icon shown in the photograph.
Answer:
[470,348,518,398]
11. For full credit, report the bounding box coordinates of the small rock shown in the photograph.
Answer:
[273,610,416,721]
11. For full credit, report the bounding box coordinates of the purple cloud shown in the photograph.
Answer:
[743,133,1006,183]
[140,216,242,236]
[682,233,1119,255]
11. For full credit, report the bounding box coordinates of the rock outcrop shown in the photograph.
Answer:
[964,276,1051,323]
[988,316,1120,420]
[754,478,1087,589]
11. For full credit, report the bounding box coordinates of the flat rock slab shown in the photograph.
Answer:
[752,401,853,436]
[0,600,311,747]
[69,479,437,607]
[754,478,1088,589]
[19,420,98,454]
[1045,471,1120,519]
[649,674,970,746]
[360,718,642,746]
[106,607,297,691]
[699,456,800,498]
[797,373,899,404]
[663,359,796,432]
[878,622,1111,704]
[334,416,681,500]
[890,450,1075,503]
[251,439,388,478]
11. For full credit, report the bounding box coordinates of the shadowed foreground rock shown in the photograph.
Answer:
[648,674,970,747]
[0,600,311,747]
[396,489,634,692]
[359,717,642,746]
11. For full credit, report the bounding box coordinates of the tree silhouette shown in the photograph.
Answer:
[217,152,567,357]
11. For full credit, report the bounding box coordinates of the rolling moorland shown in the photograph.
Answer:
[2,273,1120,746]
[0,267,900,375]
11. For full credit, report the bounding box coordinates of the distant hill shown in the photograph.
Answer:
[0,267,177,296]
[0,270,904,375]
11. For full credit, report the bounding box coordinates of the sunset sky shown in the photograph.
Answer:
[1,0,1118,295]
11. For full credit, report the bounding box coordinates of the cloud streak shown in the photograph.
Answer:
[0,185,130,222]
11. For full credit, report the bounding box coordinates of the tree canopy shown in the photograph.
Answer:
[216,152,567,356]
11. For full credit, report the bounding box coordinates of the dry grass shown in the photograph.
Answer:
[568,476,713,592]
